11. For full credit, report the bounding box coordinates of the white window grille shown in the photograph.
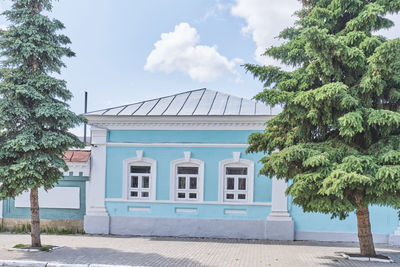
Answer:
[129,165,152,200]
[175,166,199,201]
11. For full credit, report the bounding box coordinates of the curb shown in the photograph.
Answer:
[0,261,146,267]
[341,253,394,263]
[8,247,64,253]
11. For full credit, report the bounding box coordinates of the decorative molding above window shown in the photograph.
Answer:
[219,152,254,203]
[170,152,204,202]
[122,151,157,201]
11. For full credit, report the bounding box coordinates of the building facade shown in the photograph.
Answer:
[83,88,400,244]
[0,150,90,232]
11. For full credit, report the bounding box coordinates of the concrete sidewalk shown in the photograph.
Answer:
[0,233,399,266]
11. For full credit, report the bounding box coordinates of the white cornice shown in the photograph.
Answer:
[85,115,272,130]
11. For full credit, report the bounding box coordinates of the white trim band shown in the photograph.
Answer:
[107,142,249,148]
[105,198,271,206]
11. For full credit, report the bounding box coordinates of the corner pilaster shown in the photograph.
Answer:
[266,177,294,240]
[84,127,110,234]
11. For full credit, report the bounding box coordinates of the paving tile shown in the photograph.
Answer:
[0,234,399,267]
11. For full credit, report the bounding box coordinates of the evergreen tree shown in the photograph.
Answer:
[246,0,400,256]
[0,0,85,247]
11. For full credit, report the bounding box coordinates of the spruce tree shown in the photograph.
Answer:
[246,0,400,256]
[0,0,85,247]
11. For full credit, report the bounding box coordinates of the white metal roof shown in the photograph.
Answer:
[85,88,282,116]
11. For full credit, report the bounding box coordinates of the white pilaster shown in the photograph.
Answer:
[266,177,294,240]
[84,127,110,234]
[0,199,3,219]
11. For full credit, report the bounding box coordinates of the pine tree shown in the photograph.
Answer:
[0,0,85,247]
[246,0,400,256]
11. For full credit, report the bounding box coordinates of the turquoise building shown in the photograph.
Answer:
[83,88,400,244]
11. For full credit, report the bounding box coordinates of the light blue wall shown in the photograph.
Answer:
[290,204,398,235]
[105,129,272,220]
[3,174,88,220]
[108,130,258,143]
[106,146,271,202]
[105,129,399,235]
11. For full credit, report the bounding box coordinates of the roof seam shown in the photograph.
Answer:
[116,105,128,115]
[191,88,206,115]
[101,108,111,115]
[176,91,192,115]
[161,95,177,115]
[146,98,162,115]
[222,96,230,115]
[207,91,218,115]
[238,98,243,115]
[131,102,145,115]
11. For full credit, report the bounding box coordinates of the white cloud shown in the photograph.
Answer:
[145,22,241,82]
[375,13,400,39]
[232,0,400,67]
[231,0,301,66]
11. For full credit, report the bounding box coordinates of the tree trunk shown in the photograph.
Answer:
[30,187,41,247]
[356,205,376,257]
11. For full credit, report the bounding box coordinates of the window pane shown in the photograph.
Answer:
[142,176,150,188]
[226,167,247,175]
[130,191,138,197]
[178,166,198,174]
[189,193,197,199]
[141,192,149,198]
[178,192,185,199]
[226,178,235,190]
[238,178,246,190]
[238,194,246,200]
[189,177,197,189]
[226,194,234,199]
[131,166,151,173]
[131,176,138,188]
[178,177,186,189]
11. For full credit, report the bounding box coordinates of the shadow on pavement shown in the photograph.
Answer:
[9,247,206,267]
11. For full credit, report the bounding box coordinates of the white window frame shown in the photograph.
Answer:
[122,151,156,201]
[170,152,204,202]
[219,152,254,203]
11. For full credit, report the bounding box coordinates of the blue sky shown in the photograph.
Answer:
[0,0,399,136]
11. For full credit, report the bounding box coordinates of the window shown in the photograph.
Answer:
[170,152,204,202]
[176,166,199,200]
[123,151,156,201]
[129,165,151,199]
[219,153,254,203]
[224,167,248,202]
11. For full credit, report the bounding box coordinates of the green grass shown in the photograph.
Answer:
[12,244,56,251]
[39,245,53,252]
[1,223,84,235]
